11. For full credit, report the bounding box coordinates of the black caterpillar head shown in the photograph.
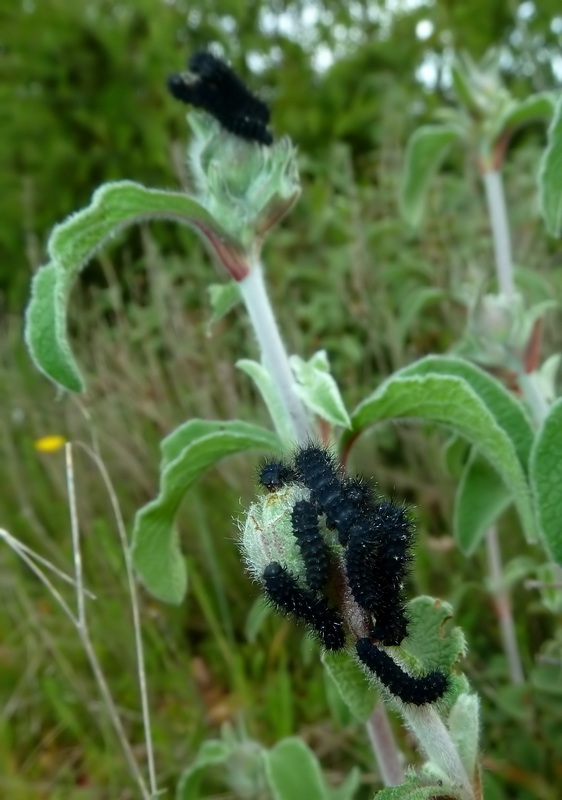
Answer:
[257,458,297,492]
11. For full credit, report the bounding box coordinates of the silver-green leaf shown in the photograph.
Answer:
[321,649,378,722]
[25,263,83,392]
[290,350,351,429]
[132,420,280,603]
[348,371,534,542]
[448,693,480,780]
[176,740,231,800]
[454,452,512,556]
[500,92,555,136]
[375,782,454,800]
[237,359,297,446]
[263,738,329,800]
[539,93,562,236]
[25,181,221,391]
[399,356,534,469]
[400,125,460,228]
[206,281,242,334]
[530,398,562,563]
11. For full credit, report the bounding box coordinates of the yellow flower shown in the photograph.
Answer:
[34,435,66,453]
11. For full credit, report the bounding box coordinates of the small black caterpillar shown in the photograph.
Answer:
[355,637,448,706]
[257,458,296,492]
[167,51,273,145]
[292,443,365,546]
[345,501,413,646]
[189,51,270,124]
[262,562,345,651]
[291,499,329,590]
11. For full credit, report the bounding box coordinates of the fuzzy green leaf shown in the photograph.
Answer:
[531,636,562,695]
[328,768,361,800]
[405,596,466,674]
[290,350,351,429]
[132,420,280,603]
[176,740,231,800]
[395,287,445,344]
[159,419,240,470]
[25,263,83,392]
[207,281,242,333]
[454,453,512,556]
[348,372,534,541]
[451,58,478,111]
[448,694,480,779]
[25,181,219,391]
[400,356,534,469]
[443,435,471,479]
[500,92,555,136]
[539,94,562,236]
[237,359,297,446]
[535,563,562,614]
[263,738,328,800]
[375,782,450,800]
[321,649,379,722]
[400,125,460,228]
[530,398,562,563]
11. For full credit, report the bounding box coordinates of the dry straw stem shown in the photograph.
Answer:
[0,437,159,799]
[73,439,159,797]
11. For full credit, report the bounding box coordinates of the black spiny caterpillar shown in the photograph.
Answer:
[291,498,329,591]
[356,637,448,706]
[262,562,345,651]
[167,51,273,145]
[292,443,365,546]
[345,501,413,646]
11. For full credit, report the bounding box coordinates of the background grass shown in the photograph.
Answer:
[2,1,562,797]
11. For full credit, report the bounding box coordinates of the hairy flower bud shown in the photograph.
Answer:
[467,291,554,371]
[240,484,319,587]
[187,113,300,260]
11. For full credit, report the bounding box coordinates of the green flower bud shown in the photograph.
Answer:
[187,112,300,263]
[240,484,314,586]
[467,291,554,371]
[225,737,267,797]
[453,50,511,121]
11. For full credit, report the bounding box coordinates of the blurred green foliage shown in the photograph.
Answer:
[2,0,562,797]
[3,0,562,306]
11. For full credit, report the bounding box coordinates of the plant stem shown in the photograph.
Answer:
[239,263,310,443]
[482,170,551,427]
[485,524,525,684]
[240,264,405,783]
[339,575,405,785]
[403,705,475,800]
[366,701,405,786]
[482,170,515,298]
[481,167,525,685]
